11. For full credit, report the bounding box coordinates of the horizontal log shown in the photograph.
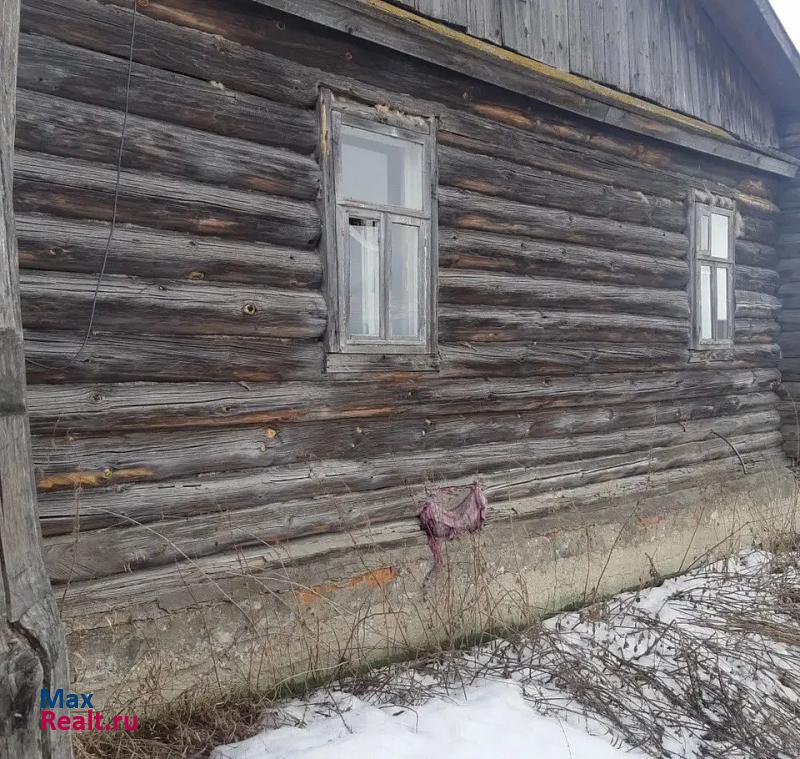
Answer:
[736,264,779,295]
[32,395,777,495]
[17,33,318,153]
[438,187,688,257]
[26,368,780,435]
[16,215,322,289]
[21,0,319,106]
[437,145,685,232]
[36,409,780,535]
[439,270,688,318]
[439,307,688,344]
[440,341,780,377]
[13,151,320,247]
[42,429,782,582]
[438,126,781,224]
[741,214,777,246]
[44,433,780,585]
[20,271,326,339]
[735,240,777,269]
[736,290,781,319]
[439,228,689,286]
[437,112,780,211]
[53,447,785,616]
[15,89,320,199]
[25,331,324,384]
[735,319,780,342]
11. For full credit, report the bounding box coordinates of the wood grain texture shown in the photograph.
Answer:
[381,0,780,148]
[14,151,321,247]
[16,215,322,289]
[0,1,71,755]
[13,0,794,609]
[53,449,784,617]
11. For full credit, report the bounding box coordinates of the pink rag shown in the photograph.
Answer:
[418,483,489,567]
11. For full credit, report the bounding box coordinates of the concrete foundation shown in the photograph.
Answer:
[64,466,798,712]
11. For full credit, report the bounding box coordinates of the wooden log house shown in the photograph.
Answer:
[11,0,800,701]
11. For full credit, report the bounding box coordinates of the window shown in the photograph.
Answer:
[691,200,735,348]
[320,91,437,365]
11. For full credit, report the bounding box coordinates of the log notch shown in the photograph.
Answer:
[0,0,71,755]
[778,115,800,462]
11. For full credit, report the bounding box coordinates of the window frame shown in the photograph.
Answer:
[320,89,438,361]
[689,197,736,350]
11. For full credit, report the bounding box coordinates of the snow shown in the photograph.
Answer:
[213,550,800,759]
[211,680,642,759]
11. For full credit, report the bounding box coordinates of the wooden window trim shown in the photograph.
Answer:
[688,196,736,351]
[320,89,438,371]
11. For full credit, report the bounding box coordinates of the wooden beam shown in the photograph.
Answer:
[0,1,71,755]
[252,0,798,178]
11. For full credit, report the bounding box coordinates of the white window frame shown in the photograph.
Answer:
[320,90,438,362]
[690,198,736,349]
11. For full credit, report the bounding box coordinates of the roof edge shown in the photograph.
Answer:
[703,0,800,118]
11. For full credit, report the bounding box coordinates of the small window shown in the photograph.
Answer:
[691,200,735,348]
[321,91,437,362]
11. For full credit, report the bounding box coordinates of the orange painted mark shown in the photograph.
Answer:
[455,178,500,195]
[197,218,236,233]
[295,567,397,604]
[471,102,533,129]
[37,467,154,492]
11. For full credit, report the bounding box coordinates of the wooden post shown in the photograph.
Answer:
[1,0,72,756]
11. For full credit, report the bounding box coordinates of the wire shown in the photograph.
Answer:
[27,0,138,370]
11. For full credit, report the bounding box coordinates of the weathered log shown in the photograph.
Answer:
[15,89,320,198]
[439,306,688,344]
[734,318,781,342]
[736,264,779,295]
[0,1,71,754]
[51,449,783,616]
[14,151,321,247]
[26,368,779,435]
[440,341,780,377]
[17,32,318,152]
[16,214,322,289]
[438,187,688,256]
[439,228,689,286]
[25,331,324,384]
[42,429,782,582]
[736,290,782,319]
[439,270,688,317]
[20,270,327,339]
[21,0,319,106]
[32,406,778,504]
[736,239,778,269]
[437,120,780,216]
[437,145,685,231]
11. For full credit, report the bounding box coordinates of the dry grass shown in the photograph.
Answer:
[75,540,800,759]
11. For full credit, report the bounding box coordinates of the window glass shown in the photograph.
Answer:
[698,213,709,252]
[710,212,730,259]
[388,223,420,338]
[340,125,423,210]
[716,267,729,337]
[700,265,712,340]
[347,218,381,337]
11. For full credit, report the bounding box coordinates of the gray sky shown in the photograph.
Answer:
[771,0,800,53]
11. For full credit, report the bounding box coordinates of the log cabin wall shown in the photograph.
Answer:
[15,0,790,624]
[779,117,800,460]
[391,0,779,148]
